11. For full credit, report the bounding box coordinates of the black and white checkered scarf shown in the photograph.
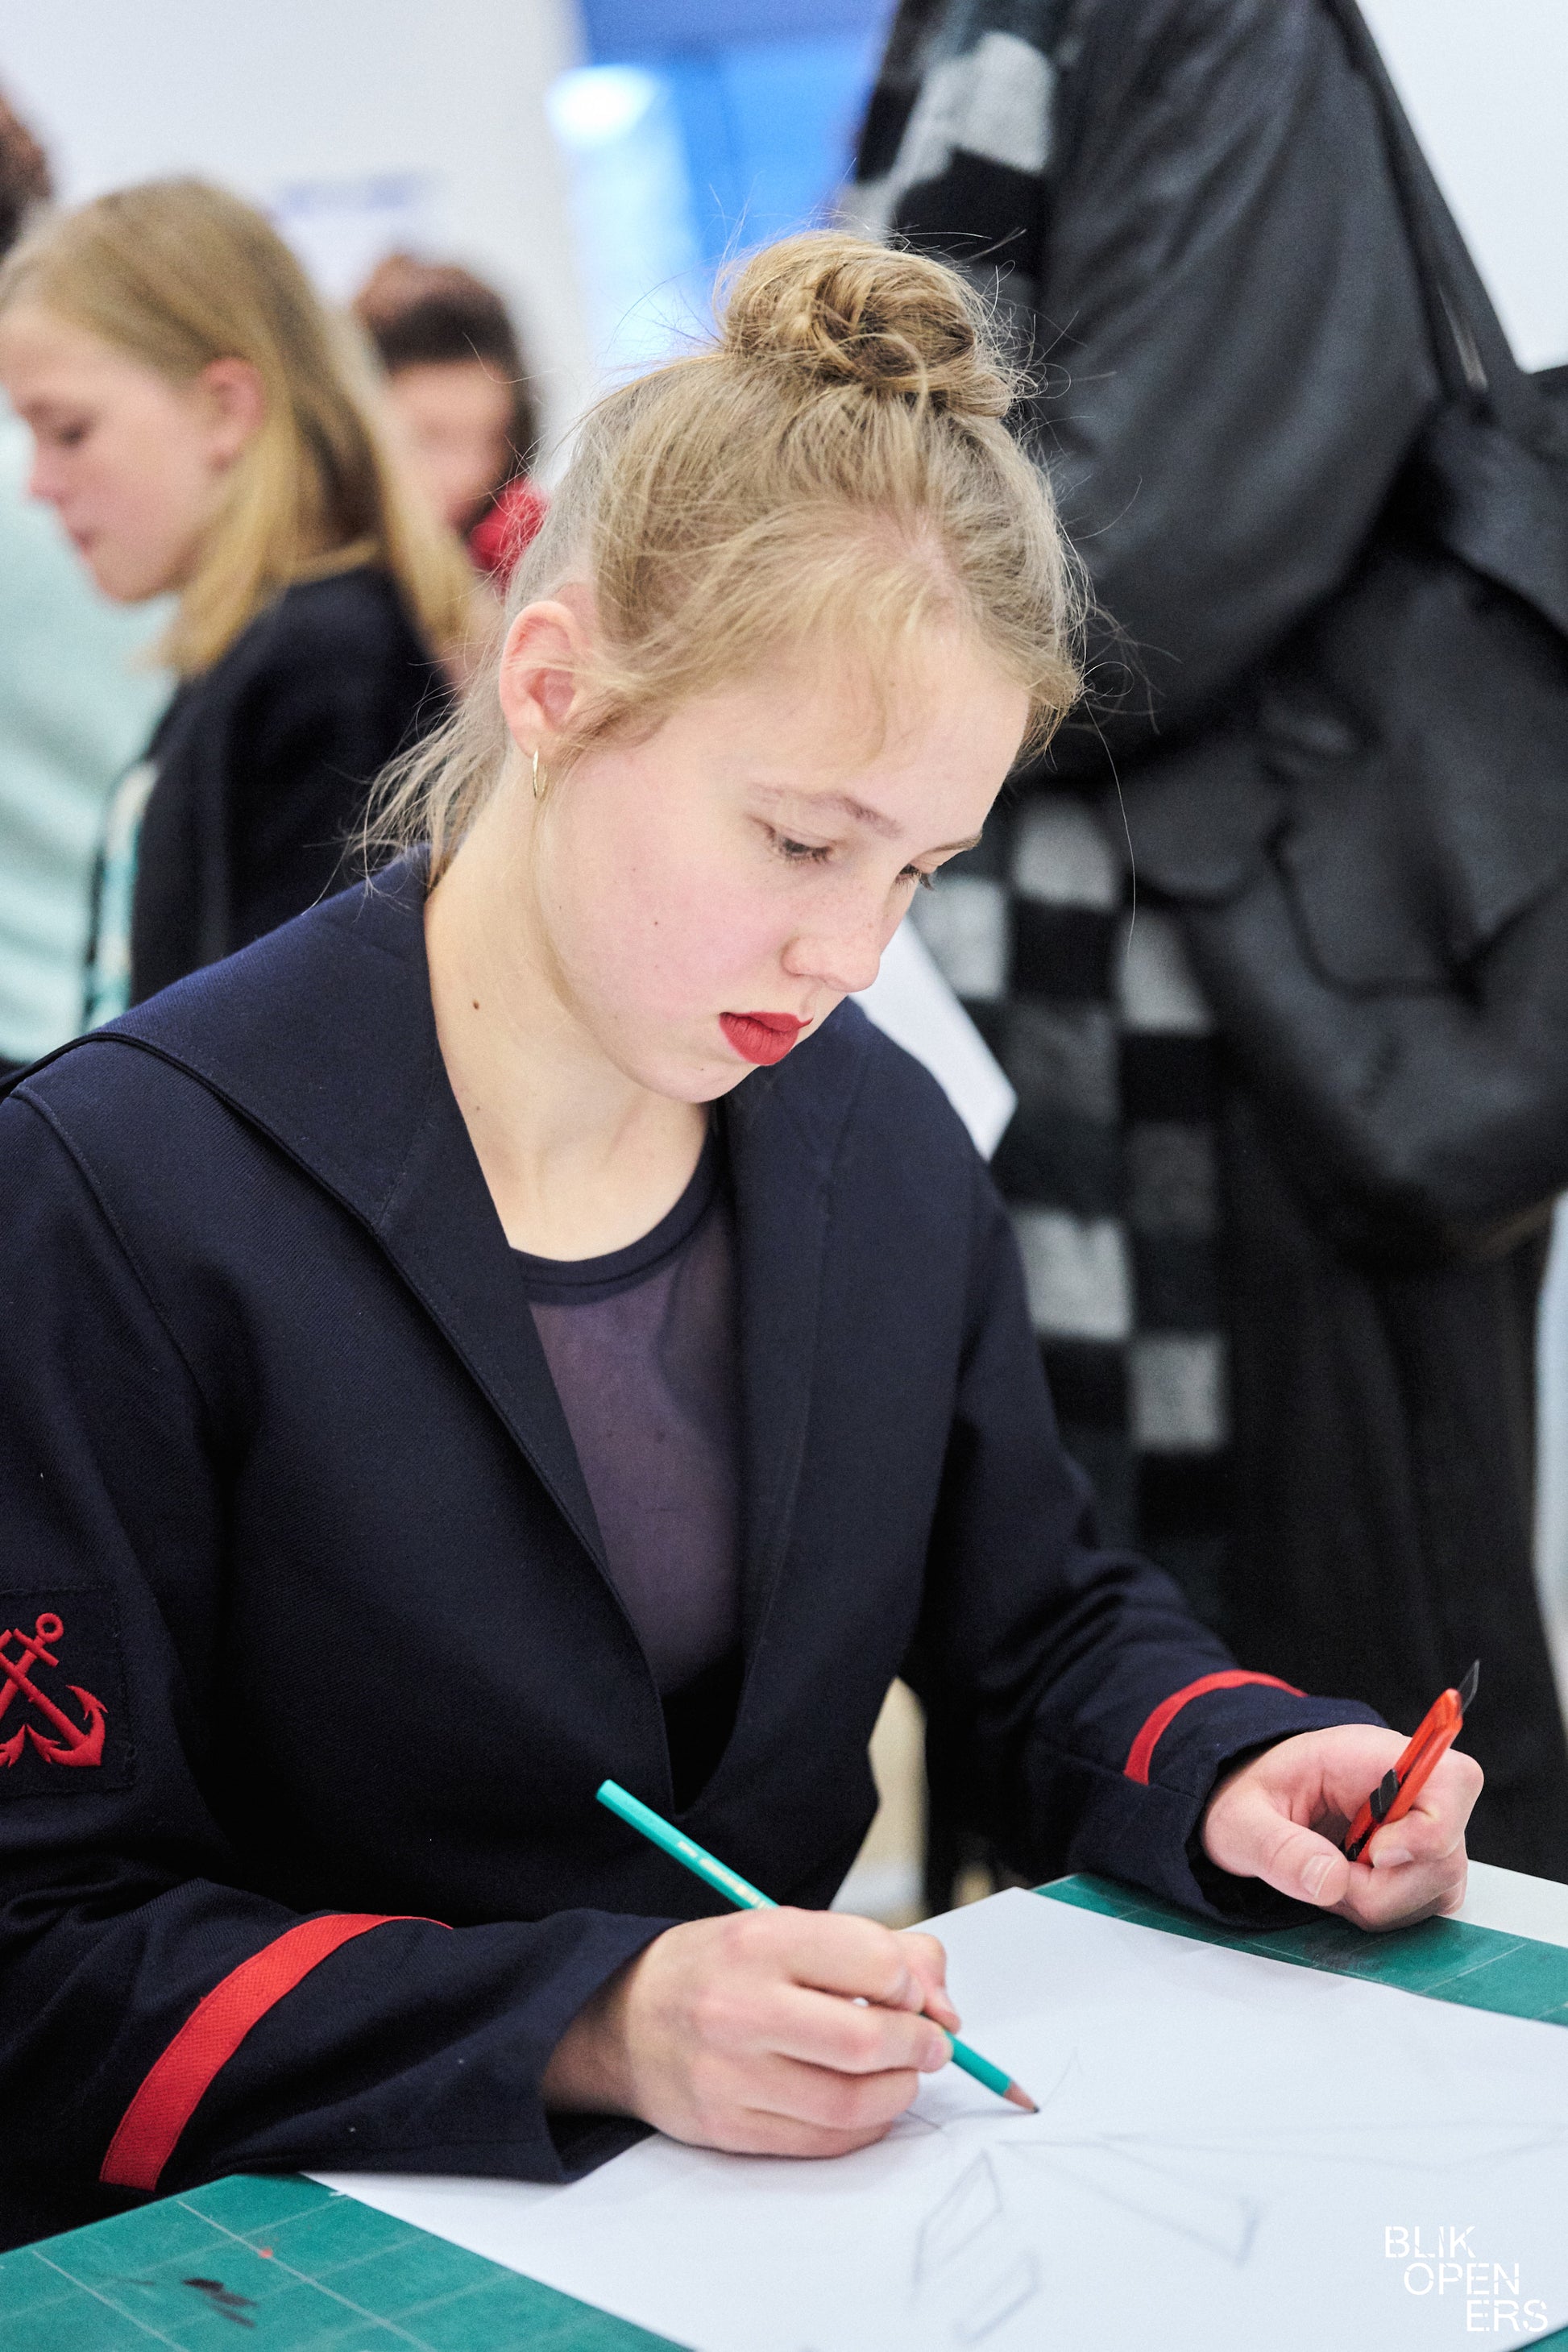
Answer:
[851,0,1231,1616]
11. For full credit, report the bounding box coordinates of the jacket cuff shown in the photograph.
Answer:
[529,1912,679,2183]
[536,1913,679,2181]
[1068,1686,1384,1920]
[1134,1680,1385,1804]
[162,1907,680,2198]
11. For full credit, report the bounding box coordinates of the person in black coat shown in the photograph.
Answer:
[0,232,1477,2250]
[853,0,1568,1880]
[0,177,474,1021]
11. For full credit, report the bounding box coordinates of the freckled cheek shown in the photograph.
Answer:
[668,872,789,993]
[589,861,788,1023]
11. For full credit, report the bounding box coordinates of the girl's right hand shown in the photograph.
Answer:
[541,1908,959,2157]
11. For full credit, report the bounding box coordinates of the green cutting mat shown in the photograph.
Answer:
[0,2173,674,2351]
[9,1872,1568,2350]
[1040,1869,1568,2021]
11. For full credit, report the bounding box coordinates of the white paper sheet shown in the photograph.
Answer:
[320,1889,1568,2349]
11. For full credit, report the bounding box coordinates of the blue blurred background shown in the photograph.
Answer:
[552,1,894,365]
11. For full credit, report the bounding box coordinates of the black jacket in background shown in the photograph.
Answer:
[129,565,442,1003]
[858,0,1438,757]
[857,0,1568,1877]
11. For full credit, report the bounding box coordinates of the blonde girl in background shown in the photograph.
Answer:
[0,93,168,1081]
[0,178,477,1023]
[0,234,1475,2246]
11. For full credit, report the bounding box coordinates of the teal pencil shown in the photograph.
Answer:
[596,1777,1036,2113]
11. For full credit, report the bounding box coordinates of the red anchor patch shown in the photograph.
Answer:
[0,1612,108,1768]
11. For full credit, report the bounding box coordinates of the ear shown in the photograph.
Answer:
[497,597,591,757]
[197,357,267,469]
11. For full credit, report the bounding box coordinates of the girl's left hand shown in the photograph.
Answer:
[1200,1724,1483,1930]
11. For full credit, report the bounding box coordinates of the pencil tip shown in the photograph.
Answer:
[1004,2083,1037,2113]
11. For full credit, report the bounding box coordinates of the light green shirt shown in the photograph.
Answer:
[0,408,171,1064]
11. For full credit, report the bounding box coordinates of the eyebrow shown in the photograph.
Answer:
[755,784,982,859]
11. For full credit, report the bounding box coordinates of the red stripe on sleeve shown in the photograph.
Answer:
[100,1911,445,2192]
[1124,1670,1304,1786]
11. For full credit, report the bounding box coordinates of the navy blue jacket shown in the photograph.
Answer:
[0,862,1375,2243]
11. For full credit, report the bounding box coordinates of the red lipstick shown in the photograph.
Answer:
[720,1010,807,1067]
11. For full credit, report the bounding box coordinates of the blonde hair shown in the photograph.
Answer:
[0,177,478,676]
[372,231,1082,876]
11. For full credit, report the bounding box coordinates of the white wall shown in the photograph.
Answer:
[0,0,599,453]
[1362,0,1568,371]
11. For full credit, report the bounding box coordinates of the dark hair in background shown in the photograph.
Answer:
[0,89,52,260]
[354,253,539,479]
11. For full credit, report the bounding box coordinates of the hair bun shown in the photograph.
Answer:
[720,233,1014,419]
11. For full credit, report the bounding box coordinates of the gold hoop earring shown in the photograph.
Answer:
[531,746,547,802]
